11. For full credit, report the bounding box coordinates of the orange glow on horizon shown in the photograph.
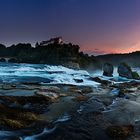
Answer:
[82,45,140,55]
[80,23,140,55]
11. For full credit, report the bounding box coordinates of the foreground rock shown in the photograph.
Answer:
[35,91,59,100]
[112,80,140,89]
[103,63,113,77]
[106,125,134,138]
[0,95,51,130]
[35,87,61,100]
[73,95,89,102]
[68,86,93,94]
[0,104,39,129]
[118,63,140,79]
[0,95,51,108]
[90,77,112,86]
[42,112,112,140]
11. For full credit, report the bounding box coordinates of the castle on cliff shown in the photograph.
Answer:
[39,37,63,46]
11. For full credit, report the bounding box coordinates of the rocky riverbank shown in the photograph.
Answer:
[0,63,140,140]
[0,78,139,139]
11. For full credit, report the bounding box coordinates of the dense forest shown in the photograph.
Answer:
[97,51,140,67]
[0,42,100,70]
[1,40,140,69]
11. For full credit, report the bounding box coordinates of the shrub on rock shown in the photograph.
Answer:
[118,63,140,79]
[132,71,140,79]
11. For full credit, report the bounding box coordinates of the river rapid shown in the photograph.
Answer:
[0,63,140,140]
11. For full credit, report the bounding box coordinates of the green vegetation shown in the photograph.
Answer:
[132,71,140,79]
[121,62,132,71]
[0,104,39,129]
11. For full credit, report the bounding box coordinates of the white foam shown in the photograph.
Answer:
[54,113,71,123]
[0,63,100,87]
[0,63,140,86]
[23,127,56,140]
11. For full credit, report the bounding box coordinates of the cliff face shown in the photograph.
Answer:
[96,51,140,67]
[0,43,101,70]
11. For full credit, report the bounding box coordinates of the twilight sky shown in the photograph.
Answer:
[0,0,140,55]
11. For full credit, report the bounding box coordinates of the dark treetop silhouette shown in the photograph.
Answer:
[0,38,100,70]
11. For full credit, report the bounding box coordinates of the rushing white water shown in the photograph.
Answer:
[0,63,101,87]
[0,63,140,139]
[54,113,71,123]
[22,127,56,140]
[0,63,140,87]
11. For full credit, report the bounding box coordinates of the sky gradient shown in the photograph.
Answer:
[0,0,140,55]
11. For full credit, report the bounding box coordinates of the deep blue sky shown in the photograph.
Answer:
[0,0,140,55]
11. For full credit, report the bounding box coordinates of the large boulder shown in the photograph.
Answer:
[118,63,140,79]
[90,77,112,85]
[103,63,114,77]
[118,63,132,79]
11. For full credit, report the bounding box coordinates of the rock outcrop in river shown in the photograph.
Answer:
[103,63,113,77]
[118,63,140,79]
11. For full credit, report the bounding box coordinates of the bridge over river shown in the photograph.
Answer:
[0,57,17,63]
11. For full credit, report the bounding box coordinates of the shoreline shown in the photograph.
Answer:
[0,63,139,139]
